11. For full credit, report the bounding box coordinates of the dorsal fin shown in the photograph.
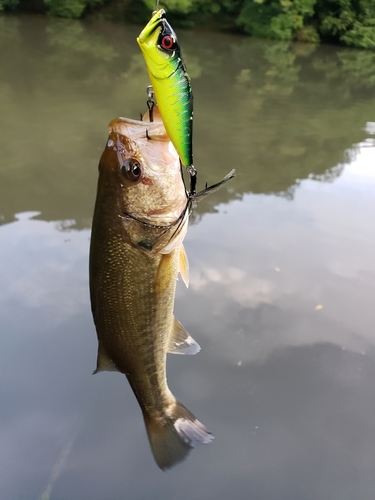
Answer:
[179,244,189,288]
[93,342,119,374]
[168,317,200,355]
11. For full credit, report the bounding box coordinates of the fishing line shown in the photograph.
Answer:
[121,200,190,231]
[152,0,160,14]
[120,169,235,236]
[121,199,191,251]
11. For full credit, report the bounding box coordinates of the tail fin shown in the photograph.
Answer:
[143,401,214,471]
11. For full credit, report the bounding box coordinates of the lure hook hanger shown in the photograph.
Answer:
[187,165,197,196]
[146,85,156,122]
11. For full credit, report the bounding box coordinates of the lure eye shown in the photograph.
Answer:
[160,35,174,50]
[121,158,142,182]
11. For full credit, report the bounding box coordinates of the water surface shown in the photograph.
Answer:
[1,14,375,500]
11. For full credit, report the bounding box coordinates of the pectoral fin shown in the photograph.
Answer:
[168,317,200,355]
[179,244,189,288]
[93,342,119,374]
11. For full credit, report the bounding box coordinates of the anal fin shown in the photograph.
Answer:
[93,342,119,374]
[168,317,200,355]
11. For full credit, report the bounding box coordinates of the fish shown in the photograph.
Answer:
[89,107,214,471]
[137,9,195,179]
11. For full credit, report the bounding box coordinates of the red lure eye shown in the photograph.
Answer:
[160,35,174,50]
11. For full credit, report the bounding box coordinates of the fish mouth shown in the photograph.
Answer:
[137,9,165,45]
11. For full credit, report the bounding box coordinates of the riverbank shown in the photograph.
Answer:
[1,0,375,50]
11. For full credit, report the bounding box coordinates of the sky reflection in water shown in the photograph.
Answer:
[0,14,375,500]
[1,143,374,499]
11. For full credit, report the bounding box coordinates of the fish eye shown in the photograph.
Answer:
[121,158,142,182]
[160,35,174,51]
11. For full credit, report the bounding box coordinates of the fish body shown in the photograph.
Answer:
[89,110,213,470]
[137,9,193,171]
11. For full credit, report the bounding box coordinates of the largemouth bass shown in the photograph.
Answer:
[89,108,213,471]
[137,9,194,178]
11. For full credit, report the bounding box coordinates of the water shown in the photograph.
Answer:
[1,14,375,500]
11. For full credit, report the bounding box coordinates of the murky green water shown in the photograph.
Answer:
[1,13,375,500]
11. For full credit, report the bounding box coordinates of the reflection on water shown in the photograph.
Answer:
[184,146,375,363]
[1,13,375,500]
[1,15,375,226]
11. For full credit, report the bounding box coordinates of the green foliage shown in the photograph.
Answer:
[295,25,320,43]
[43,0,104,18]
[236,0,375,48]
[1,0,375,49]
[44,0,85,18]
[236,1,278,38]
[315,0,375,49]
[143,0,243,15]
[237,0,316,40]
[341,22,375,50]
[1,14,375,224]
[143,0,195,14]
[0,0,19,11]
[137,0,375,49]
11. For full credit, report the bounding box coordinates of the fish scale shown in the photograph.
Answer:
[95,232,173,405]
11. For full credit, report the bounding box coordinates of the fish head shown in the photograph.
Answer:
[97,113,188,254]
[137,9,181,79]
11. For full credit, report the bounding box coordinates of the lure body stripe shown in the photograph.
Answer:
[151,62,193,168]
[137,9,193,169]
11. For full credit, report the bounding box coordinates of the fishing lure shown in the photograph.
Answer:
[137,9,196,193]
